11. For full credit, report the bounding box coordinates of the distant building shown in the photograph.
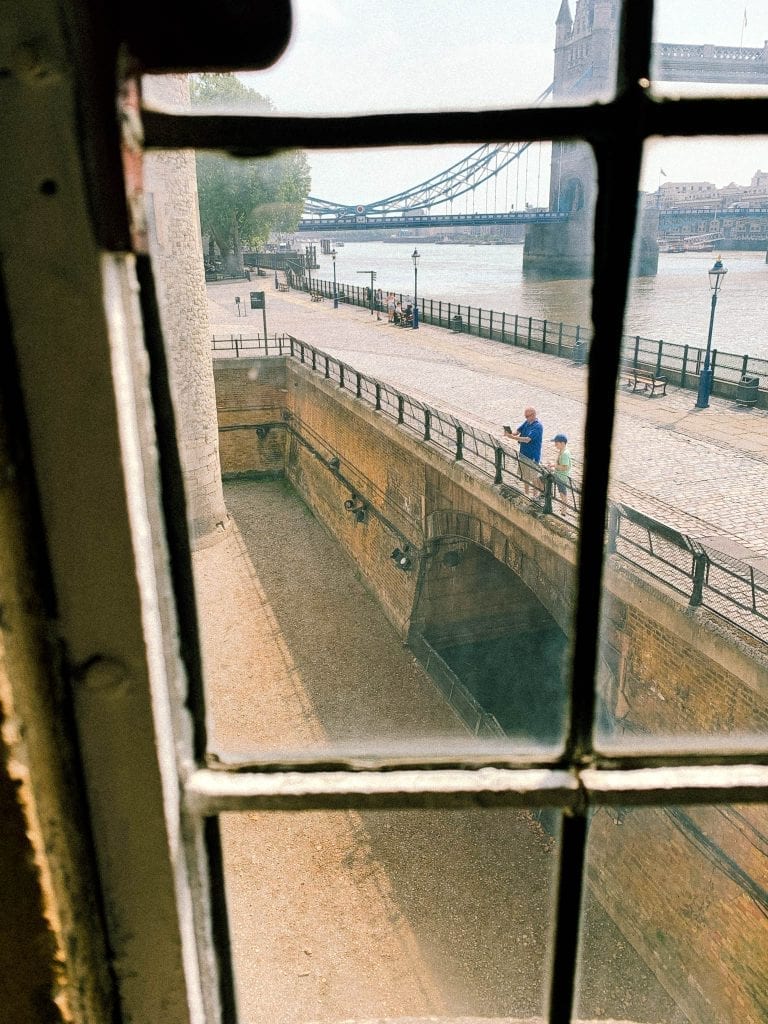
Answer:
[658,170,768,211]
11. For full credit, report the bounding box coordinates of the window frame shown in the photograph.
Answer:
[4,0,767,1021]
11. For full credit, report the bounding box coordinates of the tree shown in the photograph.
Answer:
[190,74,311,274]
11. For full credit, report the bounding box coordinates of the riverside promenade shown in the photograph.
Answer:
[208,279,768,568]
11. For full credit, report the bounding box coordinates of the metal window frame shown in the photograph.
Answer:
[129,4,768,1023]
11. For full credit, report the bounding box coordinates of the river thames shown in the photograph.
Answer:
[313,241,768,362]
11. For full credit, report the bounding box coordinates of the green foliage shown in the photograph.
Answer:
[190,73,274,112]
[190,74,311,268]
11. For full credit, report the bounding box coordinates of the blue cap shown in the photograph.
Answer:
[552,433,568,442]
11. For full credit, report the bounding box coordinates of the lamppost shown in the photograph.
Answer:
[411,248,420,329]
[695,257,727,409]
[331,248,338,308]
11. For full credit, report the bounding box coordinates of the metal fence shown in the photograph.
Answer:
[294,274,768,399]
[212,333,768,645]
[211,333,290,356]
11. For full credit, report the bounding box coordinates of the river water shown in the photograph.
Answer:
[313,241,768,361]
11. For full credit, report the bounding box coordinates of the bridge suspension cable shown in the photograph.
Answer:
[303,83,553,223]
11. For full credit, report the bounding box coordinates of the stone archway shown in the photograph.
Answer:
[410,534,569,747]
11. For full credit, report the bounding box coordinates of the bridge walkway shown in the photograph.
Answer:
[208,280,768,567]
[195,476,677,1024]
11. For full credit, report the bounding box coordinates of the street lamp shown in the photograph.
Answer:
[411,248,420,329]
[695,257,727,409]
[331,248,338,309]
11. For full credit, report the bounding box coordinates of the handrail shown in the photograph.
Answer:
[211,333,768,646]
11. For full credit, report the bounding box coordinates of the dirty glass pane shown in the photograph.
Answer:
[652,0,768,99]
[577,803,768,1023]
[595,137,768,755]
[219,807,567,1022]
[139,80,599,755]
[146,1,618,119]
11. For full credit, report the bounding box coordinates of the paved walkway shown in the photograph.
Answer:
[208,280,768,566]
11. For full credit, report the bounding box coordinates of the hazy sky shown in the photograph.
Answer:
[241,1,768,205]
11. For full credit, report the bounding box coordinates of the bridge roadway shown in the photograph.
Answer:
[208,281,768,568]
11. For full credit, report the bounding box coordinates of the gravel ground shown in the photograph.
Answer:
[193,479,682,1024]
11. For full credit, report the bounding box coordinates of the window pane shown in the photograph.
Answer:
[199,145,594,759]
[652,0,768,99]
[160,0,617,119]
[137,115,598,757]
[596,138,768,755]
[219,807,566,1021]
[578,803,768,1023]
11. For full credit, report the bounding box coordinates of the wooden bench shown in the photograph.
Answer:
[310,291,323,302]
[623,364,668,397]
[277,283,289,292]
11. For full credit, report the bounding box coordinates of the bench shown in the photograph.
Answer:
[310,292,323,302]
[624,364,668,397]
[277,283,289,292]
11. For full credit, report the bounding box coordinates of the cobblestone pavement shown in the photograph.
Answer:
[208,281,768,564]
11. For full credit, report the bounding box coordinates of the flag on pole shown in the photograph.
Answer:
[744,8,748,29]
[660,168,667,177]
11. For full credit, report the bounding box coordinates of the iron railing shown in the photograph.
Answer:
[290,273,768,400]
[212,334,768,645]
[211,332,290,356]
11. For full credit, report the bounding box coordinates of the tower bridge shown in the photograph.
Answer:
[300,1,768,277]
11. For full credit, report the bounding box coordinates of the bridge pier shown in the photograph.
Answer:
[523,202,659,280]
[523,209,593,280]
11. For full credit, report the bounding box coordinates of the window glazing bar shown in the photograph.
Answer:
[582,764,768,804]
[140,97,768,155]
[183,764,768,816]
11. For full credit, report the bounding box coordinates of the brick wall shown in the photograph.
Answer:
[414,540,549,649]
[595,579,768,1023]
[214,358,289,478]
[588,802,768,1024]
[600,578,768,740]
[286,365,426,634]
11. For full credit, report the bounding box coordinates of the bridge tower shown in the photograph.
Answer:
[523,0,659,279]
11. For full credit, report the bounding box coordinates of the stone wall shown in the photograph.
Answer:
[214,358,290,478]
[142,75,228,546]
[600,568,768,741]
[588,802,767,1024]
[286,363,426,636]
